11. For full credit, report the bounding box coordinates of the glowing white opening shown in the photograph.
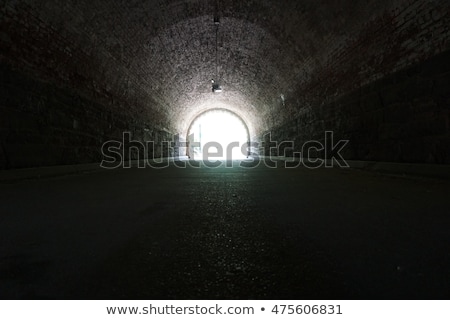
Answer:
[188,110,249,160]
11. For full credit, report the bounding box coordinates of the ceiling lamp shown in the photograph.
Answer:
[212,7,222,93]
[211,80,222,93]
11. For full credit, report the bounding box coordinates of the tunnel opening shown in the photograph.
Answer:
[186,109,250,160]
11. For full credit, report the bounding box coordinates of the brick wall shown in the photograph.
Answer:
[0,1,174,169]
[267,51,450,163]
[266,0,450,164]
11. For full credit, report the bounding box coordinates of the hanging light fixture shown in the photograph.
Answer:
[212,79,222,93]
[212,2,222,93]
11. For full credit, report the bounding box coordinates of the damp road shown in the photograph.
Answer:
[1,160,449,299]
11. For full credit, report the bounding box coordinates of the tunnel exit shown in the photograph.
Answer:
[187,109,249,160]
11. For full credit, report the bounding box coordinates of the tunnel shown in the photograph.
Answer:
[186,108,250,160]
[0,0,449,299]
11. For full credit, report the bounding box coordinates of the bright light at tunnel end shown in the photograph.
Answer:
[187,109,249,161]
[100,131,349,169]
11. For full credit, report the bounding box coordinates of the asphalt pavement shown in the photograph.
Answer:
[1,160,449,299]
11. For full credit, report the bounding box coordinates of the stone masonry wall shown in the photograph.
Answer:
[0,2,174,169]
[266,50,450,164]
[0,64,174,169]
[265,1,450,164]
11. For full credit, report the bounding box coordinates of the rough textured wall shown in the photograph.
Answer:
[267,0,450,164]
[268,51,450,163]
[0,64,174,169]
[0,1,174,169]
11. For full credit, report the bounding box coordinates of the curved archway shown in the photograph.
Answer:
[185,108,251,160]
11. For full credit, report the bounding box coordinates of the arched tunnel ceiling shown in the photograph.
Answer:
[3,0,422,137]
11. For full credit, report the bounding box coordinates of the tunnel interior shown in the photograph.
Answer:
[1,0,449,168]
[1,0,450,302]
